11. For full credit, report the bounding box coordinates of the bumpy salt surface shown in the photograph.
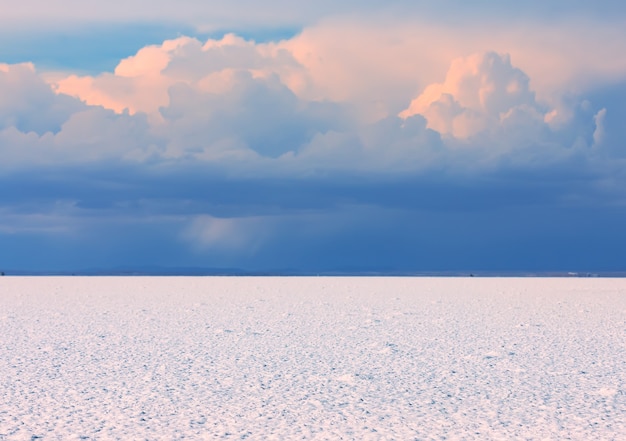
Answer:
[1,277,625,440]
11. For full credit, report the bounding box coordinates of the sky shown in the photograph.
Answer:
[1,1,626,273]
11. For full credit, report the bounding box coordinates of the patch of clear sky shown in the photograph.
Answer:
[0,23,298,74]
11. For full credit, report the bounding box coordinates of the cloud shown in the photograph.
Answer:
[593,108,607,147]
[53,34,310,118]
[0,63,82,135]
[54,37,197,115]
[0,23,620,176]
[162,72,344,159]
[47,16,626,131]
[4,1,626,32]
[399,52,541,138]
[47,17,626,120]
[280,17,626,118]
[44,35,346,163]
[0,35,617,176]
[183,214,270,253]
[393,51,619,174]
[3,21,626,271]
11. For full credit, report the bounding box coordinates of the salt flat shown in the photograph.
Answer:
[0,277,624,440]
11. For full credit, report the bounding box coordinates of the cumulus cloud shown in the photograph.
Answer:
[0,39,616,177]
[50,17,626,122]
[277,17,626,120]
[0,19,620,179]
[50,34,344,160]
[399,52,543,138]
[161,72,344,159]
[394,51,613,170]
[0,35,342,167]
[54,34,308,116]
[0,63,82,135]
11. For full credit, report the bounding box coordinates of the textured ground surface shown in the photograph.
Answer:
[1,277,625,440]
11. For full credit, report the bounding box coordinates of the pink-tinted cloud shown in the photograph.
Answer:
[281,18,626,118]
[53,34,307,116]
[47,17,626,128]
[0,16,621,174]
[400,52,540,138]
[0,63,82,135]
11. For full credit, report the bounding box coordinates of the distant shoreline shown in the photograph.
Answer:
[1,270,625,277]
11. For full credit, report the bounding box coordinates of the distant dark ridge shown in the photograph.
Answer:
[1,268,625,277]
[1,267,249,277]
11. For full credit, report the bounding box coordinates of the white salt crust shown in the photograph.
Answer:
[1,277,625,440]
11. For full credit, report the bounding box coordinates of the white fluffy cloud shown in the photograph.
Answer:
[49,17,626,119]
[54,34,308,116]
[400,52,541,138]
[278,17,626,125]
[394,51,616,171]
[1,20,624,174]
[0,63,82,135]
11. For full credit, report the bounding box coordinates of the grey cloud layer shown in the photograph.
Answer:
[4,1,626,29]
